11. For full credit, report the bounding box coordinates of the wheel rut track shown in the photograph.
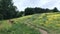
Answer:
[24,20,48,34]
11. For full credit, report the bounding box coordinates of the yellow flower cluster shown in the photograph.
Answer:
[56,24,60,27]
[47,14,60,21]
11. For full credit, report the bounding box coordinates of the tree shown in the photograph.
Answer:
[34,7,41,13]
[52,7,59,12]
[45,8,51,13]
[0,14,3,20]
[16,11,24,17]
[24,7,34,15]
[0,0,18,19]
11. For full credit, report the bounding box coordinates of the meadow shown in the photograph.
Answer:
[0,12,60,34]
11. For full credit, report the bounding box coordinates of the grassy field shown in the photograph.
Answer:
[0,12,60,34]
[0,16,41,34]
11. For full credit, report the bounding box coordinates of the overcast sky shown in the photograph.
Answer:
[13,0,60,11]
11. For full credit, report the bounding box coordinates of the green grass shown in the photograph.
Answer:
[0,20,41,34]
[0,12,60,34]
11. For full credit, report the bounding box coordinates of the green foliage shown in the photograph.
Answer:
[0,0,20,20]
[24,7,59,16]
[0,14,3,20]
[16,11,24,17]
[52,7,59,12]
[24,7,34,15]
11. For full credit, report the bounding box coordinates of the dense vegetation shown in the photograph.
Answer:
[0,0,19,19]
[24,7,59,16]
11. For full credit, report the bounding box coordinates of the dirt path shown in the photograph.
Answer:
[24,22,48,34]
[39,29,48,34]
[24,19,48,34]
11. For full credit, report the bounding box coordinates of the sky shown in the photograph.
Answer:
[13,0,60,11]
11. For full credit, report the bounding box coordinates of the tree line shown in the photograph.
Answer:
[24,7,59,16]
[0,0,59,20]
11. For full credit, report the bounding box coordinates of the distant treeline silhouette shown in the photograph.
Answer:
[22,7,59,16]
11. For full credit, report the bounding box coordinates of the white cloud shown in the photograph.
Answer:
[41,0,60,9]
[13,0,60,11]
